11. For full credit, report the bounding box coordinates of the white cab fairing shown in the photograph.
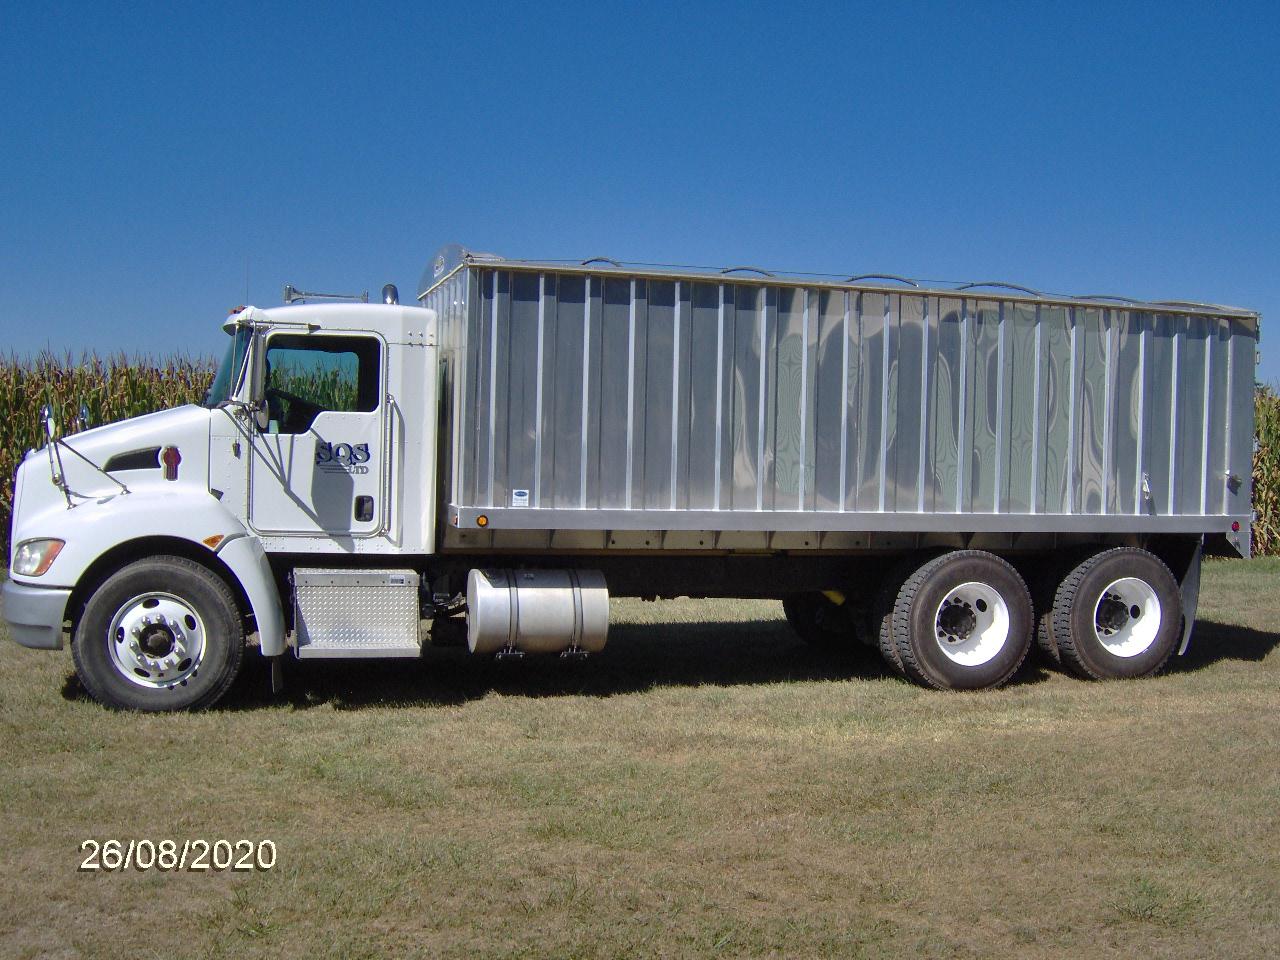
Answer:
[7,404,286,654]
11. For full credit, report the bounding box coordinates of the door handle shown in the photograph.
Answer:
[354,496,374,522]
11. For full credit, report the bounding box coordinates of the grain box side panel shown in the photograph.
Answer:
[730,286,761,509]
[584,278,605,508]
[503,272,541,508]
[1110,310,1142,516]
[773,287,808,510]
[1144,314,1176,516]
[549,274,587,509]
[1074,306,1106,515]
[926,297,959,514]
[856,291,887,510]
[1176,314,1209,516]
[813,289,847,511]
[1228,319,1257,520]
[1002,301,1037,514]
[597,278,632,508]
[686,283,720,509]
[642,279,675,510]
[965,300,1000,514]
[892,294,925,512]
[440,263,1255,537]
[1203,315,1232,515]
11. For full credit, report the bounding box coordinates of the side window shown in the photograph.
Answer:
[263,334,381,434]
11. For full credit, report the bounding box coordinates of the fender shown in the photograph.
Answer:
[215,535,286,657]
[16,490,247,590]
[14,489,286,657]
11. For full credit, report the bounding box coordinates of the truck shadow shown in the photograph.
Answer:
[56,617,1277,711]
[1166,620,1280,672]
[223,620,894,710]
[209,619,1064,711]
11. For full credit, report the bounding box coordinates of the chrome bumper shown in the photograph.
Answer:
[1,579,71,650]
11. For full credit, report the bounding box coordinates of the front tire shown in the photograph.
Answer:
[72,556,245,711]
[1048,547,1181,680]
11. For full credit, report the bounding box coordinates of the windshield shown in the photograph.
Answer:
[204,326,253,408]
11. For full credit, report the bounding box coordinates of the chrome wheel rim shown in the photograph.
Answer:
[107,592,206,689]
[1093,578,1161,658]
[933,581,1010,666]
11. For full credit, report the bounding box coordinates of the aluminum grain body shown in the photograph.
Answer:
[423,260,1257,556]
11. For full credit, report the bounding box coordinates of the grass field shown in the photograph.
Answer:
[1,559,1278,959]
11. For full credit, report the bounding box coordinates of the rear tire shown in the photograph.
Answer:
[72,556,245,711]
[890,551,1033,690]
[1049,547,1180,680]
[1030,549,1094,665]
[873,558,920,678]
[782,593,857,650]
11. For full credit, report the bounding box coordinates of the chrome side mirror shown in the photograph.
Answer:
[40,404,57,440]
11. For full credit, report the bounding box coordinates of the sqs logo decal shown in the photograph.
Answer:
[316,441,371,475]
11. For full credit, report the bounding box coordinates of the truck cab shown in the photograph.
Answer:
[3,299,445,709]
[209,303,437,553]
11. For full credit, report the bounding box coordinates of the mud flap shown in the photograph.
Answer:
[1177,540,1203,656]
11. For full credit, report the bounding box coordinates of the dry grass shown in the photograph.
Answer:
[1,559,1278,959]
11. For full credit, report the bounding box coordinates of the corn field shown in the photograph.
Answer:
[2,355,1279,559]
[0,355,216,557]
[1252,385,1280,556]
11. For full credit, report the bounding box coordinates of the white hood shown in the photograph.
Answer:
[23,404,214,511]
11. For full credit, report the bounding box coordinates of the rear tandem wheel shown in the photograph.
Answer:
[1044,547,1182,680]
[882,550,1034,690]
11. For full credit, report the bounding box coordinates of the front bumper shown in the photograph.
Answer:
[1,579,72,650]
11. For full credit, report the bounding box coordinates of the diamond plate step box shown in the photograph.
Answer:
[293,569,421,659]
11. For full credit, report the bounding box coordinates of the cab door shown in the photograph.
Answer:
[248,331,386,538]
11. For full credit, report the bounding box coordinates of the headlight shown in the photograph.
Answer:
[12,539,65,577]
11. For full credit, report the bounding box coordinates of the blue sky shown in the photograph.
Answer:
[3,1,1278,380]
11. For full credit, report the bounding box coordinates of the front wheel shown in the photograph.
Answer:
[72,556,245,711]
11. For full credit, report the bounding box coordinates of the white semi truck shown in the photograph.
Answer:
[2,246,1259,710]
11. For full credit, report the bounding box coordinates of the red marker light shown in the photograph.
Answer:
[1231,521,1241,532]
[161,446,182,481]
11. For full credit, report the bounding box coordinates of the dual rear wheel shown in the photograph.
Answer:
[877,550,1033,690]
[1042,547,1182,680]
[866,546,1182,690]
